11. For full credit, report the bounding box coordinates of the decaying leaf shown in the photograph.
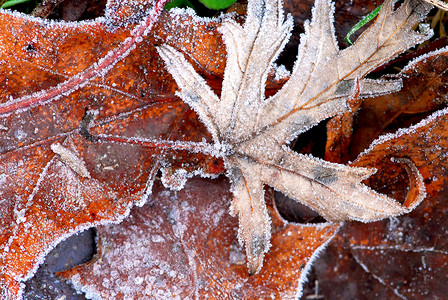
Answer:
[0,0,229,297]
[58,177,340,299]
[1,0,445,297]
[157,0,432,274]
[302,105,448,299]
[327,48,448,163]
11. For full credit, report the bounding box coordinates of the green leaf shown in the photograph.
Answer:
[165,0,195,10]
[1,0,30,9]
[198,0,236,10]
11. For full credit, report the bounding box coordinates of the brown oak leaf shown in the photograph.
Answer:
[0,0,231,297]
[326,49,448,163]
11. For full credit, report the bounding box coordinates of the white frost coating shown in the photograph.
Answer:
[51,143,91,178]
[402,45,448,73]
[359,106,448,158]
[1,4,171,293]
[2,0,435,296]
[168,6,234,24]
[13,207,26,224]
[70,274,105,300]
[1,157,54,282]
[0,0,166,119]
[138,163,160,207]
[273,64,291,81]
[294,226,340,299]
[160,168,194,191]
[0,173,7,185]
[151,235,165,243]
[17,198,135,284]
[2,153,137,294]
[350,244,446,254]
[66,183,220,299]
[158,0,434,275]
[160,167,219,191]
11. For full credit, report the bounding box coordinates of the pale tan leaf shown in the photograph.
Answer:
[158,0,430,274]
[423,0,448,11]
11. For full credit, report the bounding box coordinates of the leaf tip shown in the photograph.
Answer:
[246,233,271,275]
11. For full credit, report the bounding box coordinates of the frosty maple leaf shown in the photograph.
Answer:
[157,0,431,274]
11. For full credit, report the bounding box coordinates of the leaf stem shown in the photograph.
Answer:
[95,134,222,157]
[79,109,222,156]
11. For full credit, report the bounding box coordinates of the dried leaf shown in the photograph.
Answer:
[327,48,448,163]
[58,178,340,299]
[0,2,231,297]
[423,0,448,11]
[157,0,431,274]
[0,0,444,297]
[303,106,448,299]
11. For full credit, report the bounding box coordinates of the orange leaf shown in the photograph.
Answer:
[326,49,448,163]
[303,106,448,299]
[0,1,313,297]
[0,1,230,296]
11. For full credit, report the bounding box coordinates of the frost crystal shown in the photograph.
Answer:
[158,0,432,274]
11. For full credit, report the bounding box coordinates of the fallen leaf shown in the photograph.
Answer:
[0,0,444,298]
[0,1,232,297]
[326,48,448,163]
[0,0,316,297]
[58,177,340,299]
[302,106,448,299]
[157,0,431,274]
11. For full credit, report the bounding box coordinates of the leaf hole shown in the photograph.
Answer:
[8,0,108,21]
[45,0,107,21]
[393,0,406,11]
[274,191,327,224]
